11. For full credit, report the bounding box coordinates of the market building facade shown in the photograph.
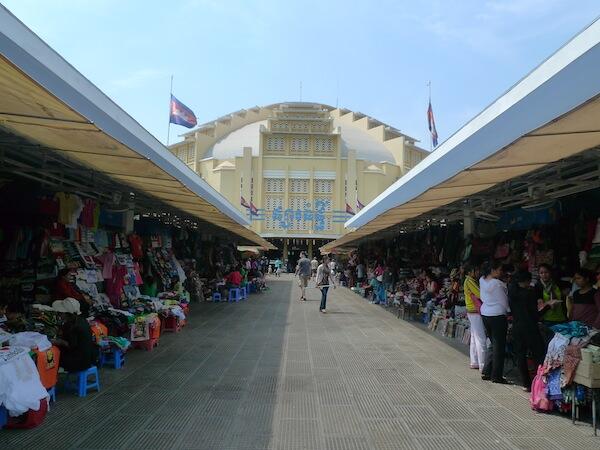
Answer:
[169,102,428,263]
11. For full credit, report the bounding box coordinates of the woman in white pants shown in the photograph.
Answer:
[463,264,486,371]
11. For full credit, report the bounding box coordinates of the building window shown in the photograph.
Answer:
[265,195,284,230]
[266,136,285,152]
[290,137,309,153]
[314,179,334,194]
[289,178,309,194]
[271,121,289,132]
[315,137,333,154]
[291,122,309,132]
[265,178,285,193]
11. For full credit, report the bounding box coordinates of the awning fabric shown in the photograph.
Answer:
[0,6,274,250]
[322,19,600,253]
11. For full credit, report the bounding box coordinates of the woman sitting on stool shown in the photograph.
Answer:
[52,298,98,373]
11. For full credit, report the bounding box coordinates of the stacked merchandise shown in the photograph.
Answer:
[534,322,599,414]
[0,188,199,426]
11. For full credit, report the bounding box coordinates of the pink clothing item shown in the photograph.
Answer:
[97,252,116,280]
[134,262,144,286]
[80,199,95,228]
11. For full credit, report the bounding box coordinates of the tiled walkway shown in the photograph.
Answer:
[2,275,599,449]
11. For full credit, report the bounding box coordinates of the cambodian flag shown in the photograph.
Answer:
[427,100,438,147]
[250,202,259,216]
[170,95,197,128]
[346,203,355,216]
[356,199,365,211]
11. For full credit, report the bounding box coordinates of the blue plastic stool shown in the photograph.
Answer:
[228,288,241,302]
[65,366,100,397]
[47,386,56,403]
[0,404,7,429]
[212,292,222,302]
[99,348,125,369]
[239,286,247,300]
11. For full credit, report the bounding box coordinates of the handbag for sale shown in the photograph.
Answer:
[530,365,553,412]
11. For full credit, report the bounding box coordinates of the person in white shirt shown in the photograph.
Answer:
[310,257,319,280]
[356,262,365,284]
[479,261,510,384]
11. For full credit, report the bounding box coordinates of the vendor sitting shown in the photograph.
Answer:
[225,266,243,288]
[52,298,98,373]
[55,268,93,316]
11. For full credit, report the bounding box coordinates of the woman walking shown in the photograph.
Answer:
[480,261,510,384]
[463,264,486,372]
[317,255,336,313]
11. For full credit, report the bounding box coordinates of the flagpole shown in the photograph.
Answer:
[427,81,432,151]
[167,75,173,146]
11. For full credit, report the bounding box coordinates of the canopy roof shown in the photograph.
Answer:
[0,6,274,249]
[323,18,600,252]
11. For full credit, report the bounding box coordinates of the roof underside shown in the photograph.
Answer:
[0,6,274,249]
[322,18,600,253]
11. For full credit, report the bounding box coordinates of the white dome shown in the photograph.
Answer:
[333,118,395,163]
[205,119,397,164]
[206,120,266,159]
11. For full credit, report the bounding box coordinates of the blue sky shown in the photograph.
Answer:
[3,0,599,148]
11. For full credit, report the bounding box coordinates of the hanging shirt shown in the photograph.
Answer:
[54,193,83,228]
[129,234,144,260]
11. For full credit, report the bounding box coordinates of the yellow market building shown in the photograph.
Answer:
[169,102,427,263]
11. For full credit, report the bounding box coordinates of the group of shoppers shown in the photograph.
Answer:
[465,261,600,390]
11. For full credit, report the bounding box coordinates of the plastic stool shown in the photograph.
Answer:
[65,366,100,397]
[99,348,125,369]
[133,338,159,351]
[212,292,222,302]
[162,315,181,333]
[0,404,7,429]
[239,286,247,300]
[47,386,56,403]
[228,288,241,302]
[249,283,256,294]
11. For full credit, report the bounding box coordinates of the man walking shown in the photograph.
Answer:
[295,252,312,301]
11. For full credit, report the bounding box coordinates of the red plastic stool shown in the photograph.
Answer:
[133,338,159,351]
[162,316,181,333]
[6,398,48,429]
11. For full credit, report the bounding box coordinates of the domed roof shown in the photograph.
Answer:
[206,120,266,159]
[205,118,397,164]
[333,118,395,163]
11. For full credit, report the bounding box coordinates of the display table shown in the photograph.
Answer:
[571,360,600,436]
[0,346,49,418]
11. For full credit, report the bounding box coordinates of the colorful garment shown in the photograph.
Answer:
[463,275,481,313]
